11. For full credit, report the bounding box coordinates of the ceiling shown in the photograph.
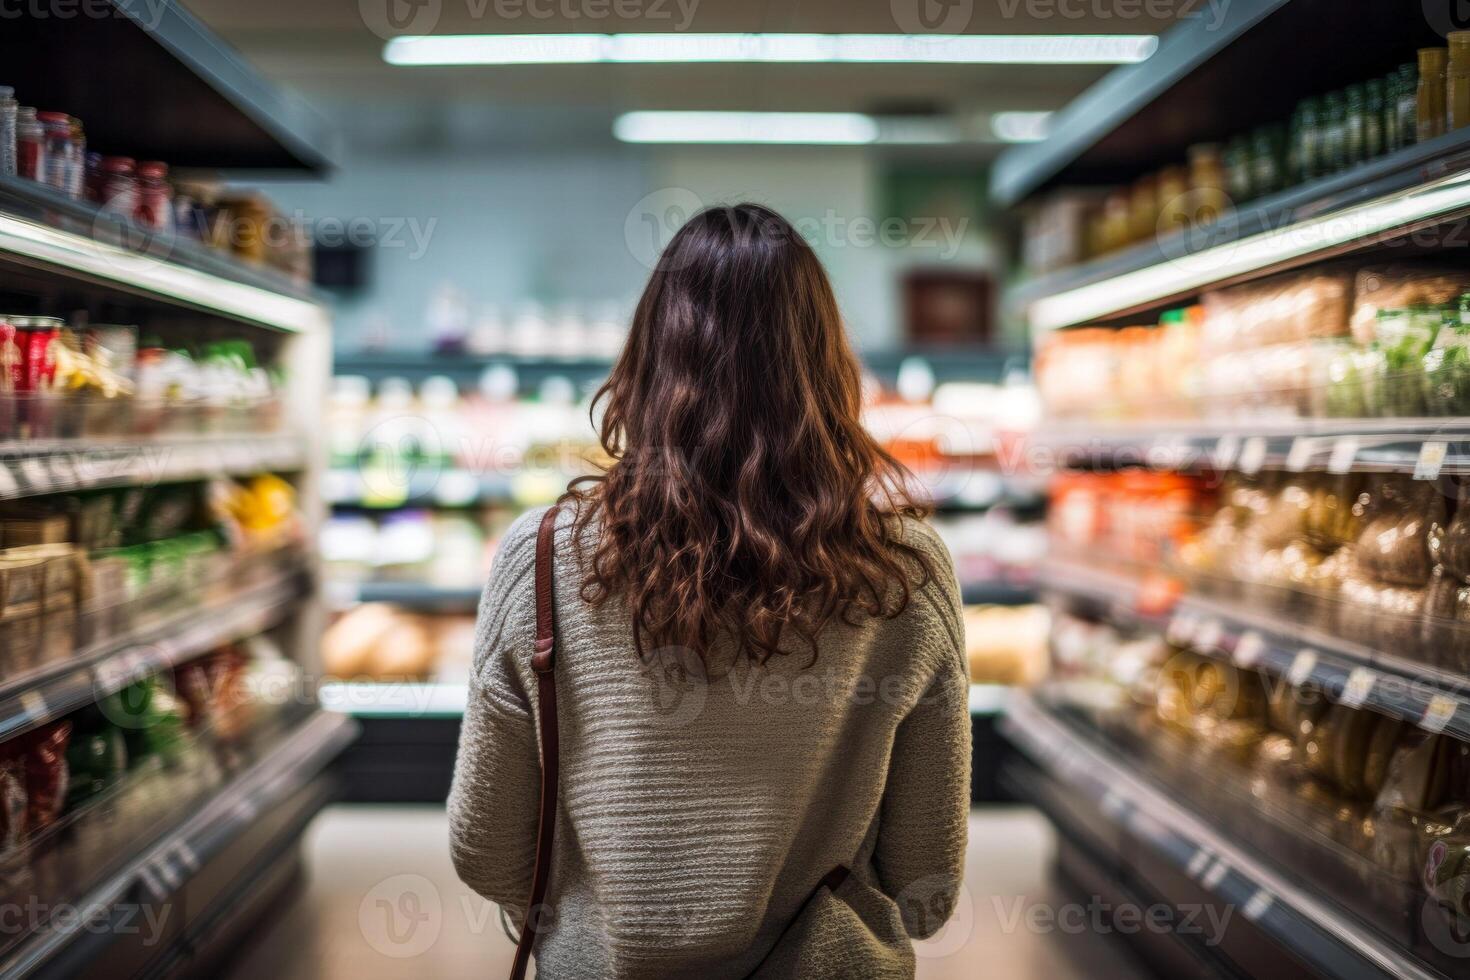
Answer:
[183,0,1190,152]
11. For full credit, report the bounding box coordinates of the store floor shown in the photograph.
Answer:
[224,804,1143,979]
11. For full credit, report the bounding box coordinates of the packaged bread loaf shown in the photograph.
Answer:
[1351,265,1470,345]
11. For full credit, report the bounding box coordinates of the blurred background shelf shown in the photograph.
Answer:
[1001,693,1443,980]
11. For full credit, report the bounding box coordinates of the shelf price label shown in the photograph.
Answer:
[1187,848,1213,878]
[1237,437,1268,475]
[1243,890,1275,922]
[1422,694,1459,733]
[1327,436,1359,474]
[1213,434,1241,471]
[1416,441,1449,481]
[1166,611,1198,646]
[0,466,18,498]
[1288,649,1319,687]
[1340,667,1377,708]
[1201,859,1229,890]
[1285,437,1314,472]
[1233,631,1265,669]
[17,457,48,489]
[1192,618,1224,654]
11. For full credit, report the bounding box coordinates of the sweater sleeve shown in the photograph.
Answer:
[874,521,971,939]
[447,510,544,915]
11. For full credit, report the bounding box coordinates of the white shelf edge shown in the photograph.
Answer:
[1005,693,1443,980]
[0,213,329,334]
[1029,170,1470,332]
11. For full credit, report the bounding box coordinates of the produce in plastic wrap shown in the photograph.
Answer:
[0,748,26,852]
[1354,477,1438,587]
[21,720,70,834]
[1370,306,1444,417]
[1350,265,1470,345]
[1424,296,1470,415]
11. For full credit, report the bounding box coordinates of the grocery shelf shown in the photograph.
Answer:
[319,679,1011,720]
[1020,167,1470,331]
[333,346,1027,389]
[0,563,311,744]
[325,464,1040,513]
[333,351,615,389]
[991,0,1444,208]
[0,709,357,978]
[323,466,569,509]
[5,1,336,172]
[1039,557,1470,741]
[326,580,481,613]
[960,580,1036,607]
[0,432,305,500]
[1002,691,1444,980]
[0,175,319,304]
[320,680,469,718]
[1028,418,1470,477]
[330,577,1030,614]
[0,204,329,333]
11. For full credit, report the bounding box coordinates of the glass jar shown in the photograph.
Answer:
[0,87,16,179]
[99,157,138,216]
[134,161,173,232]
[1449,31,1470,130]
[15,107,43,181]
[34,111,71,193]
[1418,47,1448,142]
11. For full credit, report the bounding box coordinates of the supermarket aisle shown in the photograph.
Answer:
[224,805,1142,979]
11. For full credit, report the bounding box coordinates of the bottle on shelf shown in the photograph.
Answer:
[35,111,72,195]
[1394,62,1419,149]
[1322,91,1347,174]
[1292,96,1322,183]
[1448,32,1470,130]
[0,87,16,179]
[1343,83,1367,167]
[1363,77,1386,159]
[1418,47,1448,142]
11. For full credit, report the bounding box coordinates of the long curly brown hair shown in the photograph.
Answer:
[563,203,932,666]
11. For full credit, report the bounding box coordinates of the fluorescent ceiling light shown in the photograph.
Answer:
[1029,171,1470,332]
[991,111,1052,143]
[614,111,879,144]
[385,33,1158,66]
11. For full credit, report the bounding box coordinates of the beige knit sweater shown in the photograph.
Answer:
[448,506,971,977]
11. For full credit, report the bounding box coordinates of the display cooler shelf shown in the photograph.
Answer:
[329,577,1033,615]
[1002,692,1444,980]
[1040,558,1470,742]
[994,0,1469,328]
[1029,419,1470,478]
[0,709,357,978]
[0,561,310,744]
[0,432,304,501]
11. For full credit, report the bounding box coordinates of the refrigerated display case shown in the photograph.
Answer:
[0,3,350,975]
[996,1,1470,976]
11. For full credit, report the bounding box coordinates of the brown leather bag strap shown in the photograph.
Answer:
[510,505,563,980]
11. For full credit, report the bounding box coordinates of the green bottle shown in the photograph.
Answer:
[1224,135,1252,202]
[1296,96,1323,181]
[1364,78,1386,158]
[1344,83,1366,166]
[1396,63,1419,148]
[1251,126,1283,197]
[1322,91,1347,173]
